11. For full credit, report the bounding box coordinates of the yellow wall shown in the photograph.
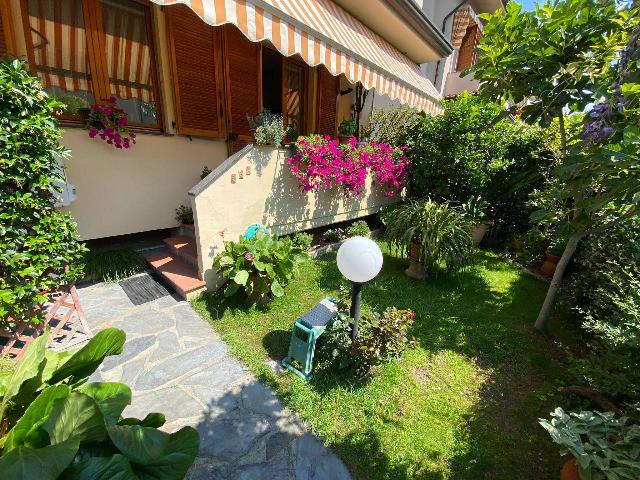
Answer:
[190,145,400,288]
[61,128,227,240]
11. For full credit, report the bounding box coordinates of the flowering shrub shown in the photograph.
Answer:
[87,97,136,149]
[287,135,408,197]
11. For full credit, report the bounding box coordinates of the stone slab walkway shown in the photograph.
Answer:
[79,275,351,480]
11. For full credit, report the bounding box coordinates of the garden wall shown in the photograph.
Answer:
[189,145,399,288]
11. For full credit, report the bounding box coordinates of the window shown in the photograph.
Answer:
[456,23,480,72]
[23,0,161,128]
[283,60,306,139]
[261,47,282,115]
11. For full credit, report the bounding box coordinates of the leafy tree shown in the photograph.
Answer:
[470,0,640,330]
[0,59,87,325]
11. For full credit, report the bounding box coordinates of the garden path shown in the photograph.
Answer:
[79,276,351,480]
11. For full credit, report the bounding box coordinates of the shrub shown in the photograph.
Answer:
[361,107,421,145]
[286,135,409,197]
[380,198,473,274]
[346,220,370,237]
[175,204,193,224]
[323,228,345,243]
[290,232,313,251]
[213,233,307,301]
[0,329,199,479]
[320,307,416,377]
[460,196,489,225]
[565,219,640,409]
[539,408,640,480]
[338,118,357,136]
[83,248,147,283]
[201,165,212,179]
[404,92,554,243]
[247,110,289,146]
[0,59,87,325]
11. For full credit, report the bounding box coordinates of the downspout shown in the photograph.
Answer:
[433,0,468,90]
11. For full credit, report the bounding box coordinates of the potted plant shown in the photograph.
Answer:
[212,232,307,305]
[539,408,640,480]
[346,220,370,237]
[175,204,194,226]
[538,237,565,278]
[247,110,289,146]
[461,196,491,247]
[323,228,346,244]
[338,118,357,144]
[86,97,136,149]
[380,198,473,279]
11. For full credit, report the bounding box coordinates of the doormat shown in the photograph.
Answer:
[119,273,172,305]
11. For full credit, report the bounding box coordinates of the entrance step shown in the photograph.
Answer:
[163,235,198,267]
[178,223,196,239]
[144,251,205,301]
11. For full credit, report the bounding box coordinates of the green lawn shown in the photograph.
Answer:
[192,248,575,480]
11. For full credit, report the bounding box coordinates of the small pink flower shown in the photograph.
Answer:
[244,252,254,263]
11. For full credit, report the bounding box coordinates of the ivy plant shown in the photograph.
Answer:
[0,328,199,479]
[213,233,307,301]
[0,59,87,325]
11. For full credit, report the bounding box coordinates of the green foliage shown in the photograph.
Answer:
[322,228,345,243]
[338,118,357,136]
[290,232,313,251]
[472,0,623,124]
[566,220,640,409]
[213,233,307,301]
[52,92,90,115]
[83,248,147,283]
[361,107,420,145]
[380,199,473,274]
[247,110,289,146]
[346,220,370,237]
[200,165,212,180]
[174,204,193,224]
[539,408,640,480]
[404,93,554,242]
[320,307,416,377]
[460,196,489,225]
[0,59,87,325]
[0,329,199,479]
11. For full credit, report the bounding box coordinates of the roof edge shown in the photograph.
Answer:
[386,0,453,58]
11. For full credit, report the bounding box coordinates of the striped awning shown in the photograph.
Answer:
[451,6,483,49]
[151,0,443,113]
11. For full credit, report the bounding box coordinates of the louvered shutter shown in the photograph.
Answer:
[0,15,6,57]
[315,66,338,138]
[223,25,261,155]
[166,5,224,138]
[456,24,478,72]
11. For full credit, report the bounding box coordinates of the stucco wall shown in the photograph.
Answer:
[190,145,400,288]
[444,70,480,97]
[60,128,227,240]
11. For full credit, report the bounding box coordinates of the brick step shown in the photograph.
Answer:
[163,235,198,267]
[144,251,205,301]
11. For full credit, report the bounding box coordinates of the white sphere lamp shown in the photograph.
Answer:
[336,236,383,341]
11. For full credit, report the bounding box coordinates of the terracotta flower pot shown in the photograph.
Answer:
[538,251,561,278]
[560,459,582,480]
[338,134,352,144]
[471,223,489,247]
[511,239,525,251]
[405,241,427,280]
[77,107,91,122]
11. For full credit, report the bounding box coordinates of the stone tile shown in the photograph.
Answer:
[182,359,247,389]
[125,386,203,423]
[295,433,351,480]
[196,413,271,461]
[101,335,156,372]
[240,381,286,419]
[186,386,241,415]
[118,309,175,336]
[119,356,148,386]
[174,305,217,339]
[186,459,229,480]
[234,446,291,480]
[135,342,228,390]
[148,330,182,363]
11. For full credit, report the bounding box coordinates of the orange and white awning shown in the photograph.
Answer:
[452,6,483,49]
[150,0,443,113]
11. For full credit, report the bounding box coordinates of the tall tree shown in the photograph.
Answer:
[469,0,640,330]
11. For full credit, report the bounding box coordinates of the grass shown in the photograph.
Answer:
[192,247,577,480]
[83,248,147,283]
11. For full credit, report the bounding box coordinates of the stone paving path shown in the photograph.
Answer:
[79,275,351,480]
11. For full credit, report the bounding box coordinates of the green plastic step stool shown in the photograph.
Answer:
[282,298,339,381]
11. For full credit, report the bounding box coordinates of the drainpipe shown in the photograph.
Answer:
[433,0,468,91]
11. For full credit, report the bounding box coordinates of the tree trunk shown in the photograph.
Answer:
[534,233,581,331]
[558,112,567,157]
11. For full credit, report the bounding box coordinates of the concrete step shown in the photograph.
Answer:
[163,235,198,267]
[144,250,205,301]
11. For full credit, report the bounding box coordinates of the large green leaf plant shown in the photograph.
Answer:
[0,329,199,479]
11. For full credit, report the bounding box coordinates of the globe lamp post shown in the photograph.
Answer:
[336,236,383,342]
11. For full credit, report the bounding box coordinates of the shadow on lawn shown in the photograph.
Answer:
[311,250,568,479]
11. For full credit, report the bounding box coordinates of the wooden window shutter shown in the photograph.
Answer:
[315,66,338,138]
[0,14,6,57]
[456,24,478,72]
[166,5,224,138]
[0,1,15,57]
[223,24,261,154]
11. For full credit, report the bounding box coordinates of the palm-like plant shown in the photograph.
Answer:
[380,198,473,274]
